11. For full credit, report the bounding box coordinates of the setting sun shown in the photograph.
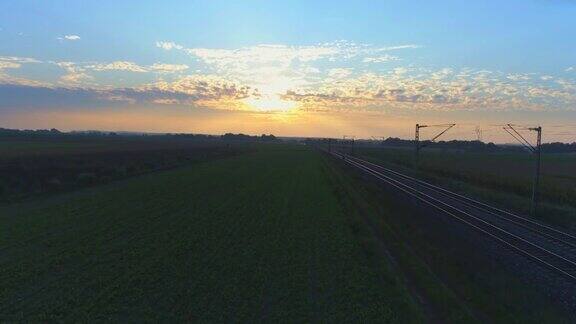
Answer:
[243,94,298,112]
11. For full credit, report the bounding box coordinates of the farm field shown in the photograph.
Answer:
[0,144,423,322]
[354,146,576,228]
[0,136,249,202]
[0,135,226,158]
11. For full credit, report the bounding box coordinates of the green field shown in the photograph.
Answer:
[0,145,421,322]
[1,143,571,322]
[0,136,223,158]
[0,136,246,202]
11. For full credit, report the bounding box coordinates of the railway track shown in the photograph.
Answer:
[327,150,576,282]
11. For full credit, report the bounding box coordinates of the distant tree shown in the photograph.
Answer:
[260,134,277,141]
[542,142,576,153]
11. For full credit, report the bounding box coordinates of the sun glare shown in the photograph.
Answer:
[243,94,298,112]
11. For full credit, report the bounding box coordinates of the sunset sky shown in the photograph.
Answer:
[1,1,575,142]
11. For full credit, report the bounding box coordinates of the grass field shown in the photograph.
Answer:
[0,145,422,321]
[1,143,571,322]
[0,136,224,158]
[0,136,248,202]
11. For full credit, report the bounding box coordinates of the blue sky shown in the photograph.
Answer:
[1,1,575,141]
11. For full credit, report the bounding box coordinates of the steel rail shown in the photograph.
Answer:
[326,149,576,282]
[343,154,576,249]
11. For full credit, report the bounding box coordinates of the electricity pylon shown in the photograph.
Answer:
[415,123,456,166]
[502,124,542,216]
[342,135,355,159]
[475,126,483,142]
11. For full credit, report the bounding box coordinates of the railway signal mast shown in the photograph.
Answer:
[475,126,483,142]
[342,135,355,159]
[502,124,542,216]
[414,123,456,166]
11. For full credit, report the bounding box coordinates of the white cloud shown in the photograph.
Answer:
[430,68,453,79]
[87,61,189,73]
[392,67,409,75]
[135,75,256,110]
[155,41,422,103]
[55,61,93,84]
[183,44,340,68]
[567,67,575,72]
[180,44,343,97]
[363,54,399,63]
[51,60,193,83]
[380,44,422,51]
[0,56,42,84]
[55,61,77,69]
[156,41,183,50]
[0,56,41,63]
[282,67,576,112]
[181,42,420,68]
[507,74,531,81]
[88,61,148,72]
[0,75,258,110]
[0,61,21,69]
[3,64,574,113]
[149,63,189,73]
[328,68,353,79]
[5,40,573,113]
[60,72,93,84]
[58,35,81,41]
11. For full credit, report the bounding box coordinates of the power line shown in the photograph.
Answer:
[502,124,542,217]
[342,135,355,158]
[415,123,455,167]
[475,126,483,142]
